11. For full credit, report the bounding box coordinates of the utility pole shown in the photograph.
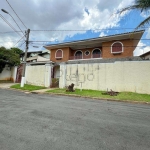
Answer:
[21,29,30,87]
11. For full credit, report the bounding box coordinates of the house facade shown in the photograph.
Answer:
[44,30,144,63]
[43,30,144,87]
[23,30,150,94]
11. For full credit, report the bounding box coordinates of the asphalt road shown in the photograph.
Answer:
[0,89,150,150]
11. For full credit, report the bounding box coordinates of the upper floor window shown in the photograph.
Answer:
[92,48,101,58]
[85,50,90,56]
[55,49,63,59]
[75,51,83,59]
[111,42,123,54]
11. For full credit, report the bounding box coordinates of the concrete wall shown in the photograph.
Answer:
[25,64,52,87]
[59,61,150,94]
[0,66,17,82]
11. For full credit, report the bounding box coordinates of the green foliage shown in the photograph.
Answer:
[119,0,150,29]
[10,84,46,91]
[10,47,23,55]
[0,46,21,73]
[47,89,150,102]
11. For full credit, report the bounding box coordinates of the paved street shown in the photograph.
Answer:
[0,88,150,150]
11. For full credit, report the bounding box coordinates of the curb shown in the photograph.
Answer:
[8,88,30,93]
[4,88,150,105]
[39,92,150,105]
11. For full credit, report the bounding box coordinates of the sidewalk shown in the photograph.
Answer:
[0,83,17,89]
[0,83,54,93]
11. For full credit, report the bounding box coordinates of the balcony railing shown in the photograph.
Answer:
[69,54,101,60]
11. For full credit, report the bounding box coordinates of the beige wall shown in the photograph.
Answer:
[0,66,17,82]
[25,64,51,87]
[59,61,150,94]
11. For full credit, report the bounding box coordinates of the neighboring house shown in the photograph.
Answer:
[16,49,50,83]
[26,55,49,62]
[140,51,150,60]
[20,49,50,62]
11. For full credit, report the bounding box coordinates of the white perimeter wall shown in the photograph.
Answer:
[0,66,17,82]
[25,64,51,87]
[59,61,150,94]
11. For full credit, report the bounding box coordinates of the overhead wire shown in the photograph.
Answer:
[7,13,25,35]
[13,34,26,47]
[0,14,22,37]
[0,31,22,34]
[18,41,26,48]
[30,28,148,32]
[5,0,27,29]
[0,28,148,34]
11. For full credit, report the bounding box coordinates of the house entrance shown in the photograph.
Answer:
[51,65,60,88]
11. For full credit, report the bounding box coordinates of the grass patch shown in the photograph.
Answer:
[10,84,46,91]
[47,89,150,102]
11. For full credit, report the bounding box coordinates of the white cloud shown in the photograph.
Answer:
[99,32,106,37]
[0,0,135,50]
[141,10,150,18]
[134,41,150,56]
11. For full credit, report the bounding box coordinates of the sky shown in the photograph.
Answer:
[0,0,150,56]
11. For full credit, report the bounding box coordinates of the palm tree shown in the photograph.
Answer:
[119,0,150,29]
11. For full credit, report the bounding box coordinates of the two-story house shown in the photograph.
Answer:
[44,30,144,80]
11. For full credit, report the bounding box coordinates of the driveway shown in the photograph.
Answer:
[0,89,150,150]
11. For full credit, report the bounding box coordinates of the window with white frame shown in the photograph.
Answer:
[92,48,101,58]
[111,42,123,54]
[74,51,83,59]
[85,50,90,56]
[55,49,63,59]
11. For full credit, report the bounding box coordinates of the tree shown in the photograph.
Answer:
[119,0,150,29]
[10,47,23,55]
[0,47,21,73]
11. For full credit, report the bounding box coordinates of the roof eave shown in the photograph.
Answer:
[44,30,145,50]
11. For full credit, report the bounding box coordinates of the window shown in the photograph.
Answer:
[111,42,123,54]
[74,51,83,59]
[55,49,63,59]
[85,50,90,56]
[92,48,101,58]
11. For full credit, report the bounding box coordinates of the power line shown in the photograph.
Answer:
[30,28,148,32]
[0,40,24,42]
[0,41,24,43]
[0,31,22,34]
[1,38,150,44]
[7,13,25,35]
[29,43,150,48]
[5,0,27,29]
[13,34,26,47]
[0,27,148,34]
[29,39,150,43]
[18,41,26,48]
[0,14,22,37]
